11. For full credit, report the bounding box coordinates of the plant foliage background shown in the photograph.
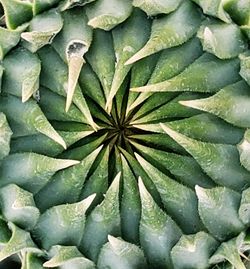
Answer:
[0,0,250,268]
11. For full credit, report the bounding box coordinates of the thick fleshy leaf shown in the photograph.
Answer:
[22,252,45,269]
[238,129,250,172]
[86,0,132,31]
[80,173,121,262]
[224,0,250,26]
[2,47,41,102]
[135,153,203,233]
[130,92,202,124]
[180,81,250,128]
[128,37,203,111]
[0,113,12,161]
[0,0,33,29]
[79,63,106,108]
[132,0,183,16]
[80,146,109,208]
[125,1,202,65]
[52,8,92,112]
[161,124,250,191]
[131,53,241,93]
[85,29,115,100]
[105,9,151,113]
[35,146,102,211]
[33,0,61,15]
[210,233,247,269]
[138,178,181,269]
[0,23,28,60]
[11,129,92,157]
[39,87,87,124]
[132,141,214,188]
[240,52,250,86]
[21,9,63,53]
[38,46,97,130]
[0,219,11,244]
[33,194,95,250]
[126,53,159,114]
[196,186,245,241]
[44,245,95,268]
[0,95,66,148]
[97,235,148,269]
[171,232,219,269]
[0,184,40,230]
[191,0,231,23]
[120,155,141,243]
[60,0,96,11]
[0,152,79,193]
[0,223,41,262]
[197,21,247,59]
[239,187,250,225]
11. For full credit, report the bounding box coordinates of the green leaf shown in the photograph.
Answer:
[196,186,245,241]
[240,52,250,86]
[35,146,102,212]
[197,21,247,59]
[33,0,61,15]
[44,245,95,268]
[191,0,231,23]
[131,53,241,93]
[224,0,250,26]
[166,113,244,144]
[105,9,151,113]
[0,113,12,161]
[21,9,63,53]
[132,141,214,188]
[0,0,33,29]
[86,0,132,31]
[22,252,44,269]
[39,87,87,124]
[0,223,41,262]
[0,94,66,148]
[52,8,93,112]
[79,63,106,108]
[180,81,250,128]
[2,47,41,102]
[120,155,141,243]
[130,92,202,124]
[138,178,181,269]
[11,129,92,157]
[0,23,28,60]
[239,187,250,225]
[126,53,159,114]
[80,173,121,262]
[210,233,247,269]
[38,46,98,130]
[0,184,40,230]
[125,1,202,65]
[0,152,79,193]
[171,232,219,269]
[135,153,203,233]
[60,0,96,11]
[80,146,109,208]
[33,194,95,250]
[85,29,115,101]
[133,0,183,16]
[238,129,250,172]
[128,37,203,111]
[97,235,148,269]
[161,124,250,191]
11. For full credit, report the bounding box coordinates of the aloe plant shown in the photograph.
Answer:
[0,0,250,268]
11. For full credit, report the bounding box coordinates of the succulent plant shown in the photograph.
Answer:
[0,0,250,268]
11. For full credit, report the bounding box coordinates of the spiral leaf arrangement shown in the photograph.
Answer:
[0,0,250,268]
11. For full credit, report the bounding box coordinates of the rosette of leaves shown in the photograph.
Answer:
[0,0,250,268]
